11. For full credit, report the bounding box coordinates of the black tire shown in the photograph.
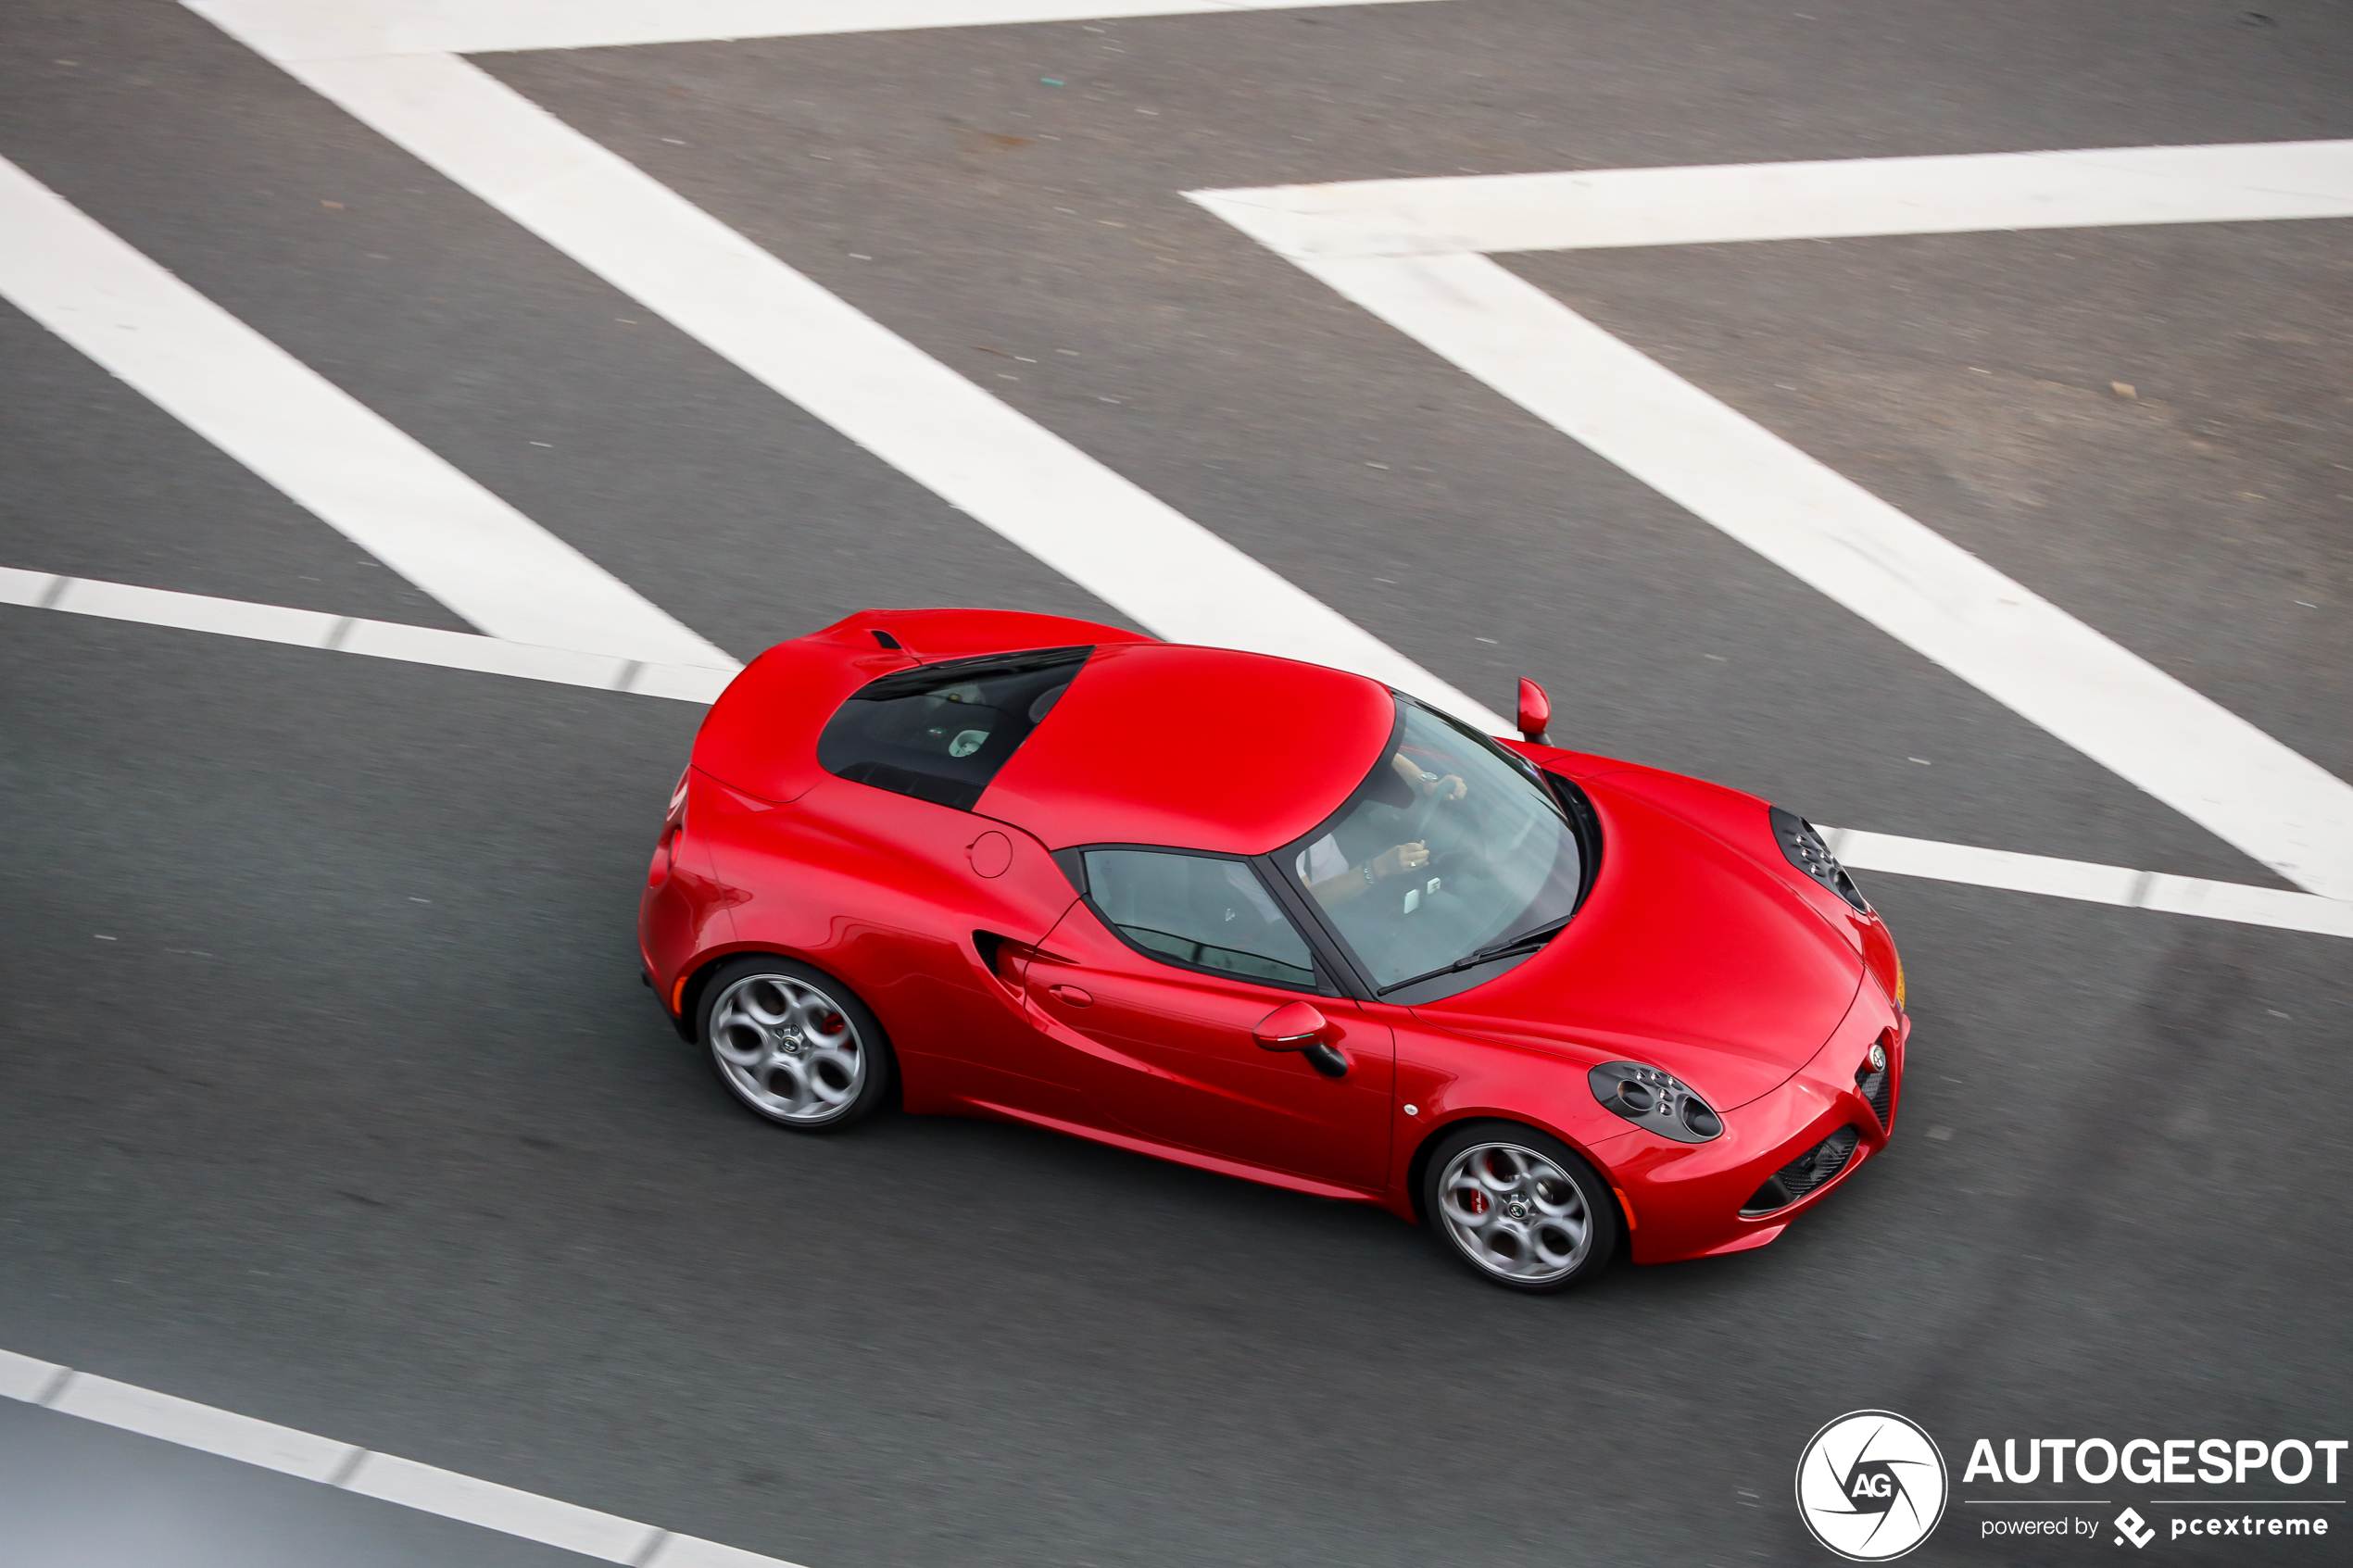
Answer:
[696,955,896,1132]
[1418,1121,1620,1292]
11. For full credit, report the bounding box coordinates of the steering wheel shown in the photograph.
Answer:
[1397,771,1466,843]
[1393,779,1473,890]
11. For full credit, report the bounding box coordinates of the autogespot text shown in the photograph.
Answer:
[1962,1437,2346,1486]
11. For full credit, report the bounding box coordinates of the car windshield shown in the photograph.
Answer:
[1284,697,1584,994]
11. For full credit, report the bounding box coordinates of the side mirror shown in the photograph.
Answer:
[1252,1001,1348,1078]
[1516,678,1552,746]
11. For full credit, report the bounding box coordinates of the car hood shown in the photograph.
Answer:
[1410,767,1863,1110]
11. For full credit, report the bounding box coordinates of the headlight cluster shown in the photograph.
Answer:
[1589,1061,1723,1143]
[1769,806,1869,913]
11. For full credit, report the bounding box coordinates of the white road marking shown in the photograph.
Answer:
[1818,828,2353,940]
[1190,152,2353,899]
[0,566,732,701]
[0,1348,804,1567]
[1188,141,2353,258]
[343,1451,664,1561]
[49,1371,354,1481]
[0,156,736,671]
[162,6,2350,902]
[191,0,1455,61]
[194,34,1503,732]
[9,567,2349,941]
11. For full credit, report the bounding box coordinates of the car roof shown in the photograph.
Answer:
[976,642,1397,855]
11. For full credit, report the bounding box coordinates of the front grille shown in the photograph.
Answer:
[1856,1058,1894,1127]
[1741,1125,1863,1216]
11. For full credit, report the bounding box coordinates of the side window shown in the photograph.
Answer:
[1081,849,1318,989]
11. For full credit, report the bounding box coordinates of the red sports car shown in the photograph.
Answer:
[641,608,1906,1291]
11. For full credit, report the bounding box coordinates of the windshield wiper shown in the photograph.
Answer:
[1378,916,1574,996]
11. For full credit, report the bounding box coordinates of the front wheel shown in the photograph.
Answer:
[1420,1123,1619,1292]
[698,956,895,1131]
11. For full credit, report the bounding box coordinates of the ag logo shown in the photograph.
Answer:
[1795,1410,1949,1561]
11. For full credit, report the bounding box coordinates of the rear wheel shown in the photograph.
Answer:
[1421,1123,1618,1292]
[698,956,894,1131]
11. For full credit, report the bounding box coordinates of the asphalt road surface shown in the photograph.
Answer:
[3,3,2348,1565]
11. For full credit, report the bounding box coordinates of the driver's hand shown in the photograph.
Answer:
[1374,842,1431,880]
[1434,773,1467,801]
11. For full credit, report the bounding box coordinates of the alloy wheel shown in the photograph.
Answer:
[709,972,866,1124]
[1435,1140,1594,1285]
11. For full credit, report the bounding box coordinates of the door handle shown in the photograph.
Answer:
[1047,984,1093,1009]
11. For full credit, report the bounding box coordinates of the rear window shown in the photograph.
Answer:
[816,646,1091,810]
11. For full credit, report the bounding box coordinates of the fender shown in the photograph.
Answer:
[1378,1016,1639,1223]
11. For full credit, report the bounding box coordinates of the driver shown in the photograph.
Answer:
[1297,750,1466,909]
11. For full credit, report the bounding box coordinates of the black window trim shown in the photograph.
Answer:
[1254,848,1376,1001]
[1265,702,1410,998]
[1055,841,1344,998]
[845,643,1093,702]
[1542,768,1605,910]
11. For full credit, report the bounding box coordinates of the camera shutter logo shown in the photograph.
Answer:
[1795,1411,1949,1560]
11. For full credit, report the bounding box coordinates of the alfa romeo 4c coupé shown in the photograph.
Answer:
[641,608,1906,1290]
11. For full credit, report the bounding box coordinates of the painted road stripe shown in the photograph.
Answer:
[191,0,1455,61]
[1186,140,2353,258]
[49,1372,354,1482]
[1818,829,2353,940]
[1191,157,2353,900]
[181,16,1504,735]
[0,1348,802,1567]
[8,568,2349,942]
[0,566,732,702]
[0,157,736,671]
[173,0,2353,900]
[341,1451,663,1561]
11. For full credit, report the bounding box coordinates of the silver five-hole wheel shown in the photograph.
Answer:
[1435,1139,1596,1286]
[708,970,868,1125]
